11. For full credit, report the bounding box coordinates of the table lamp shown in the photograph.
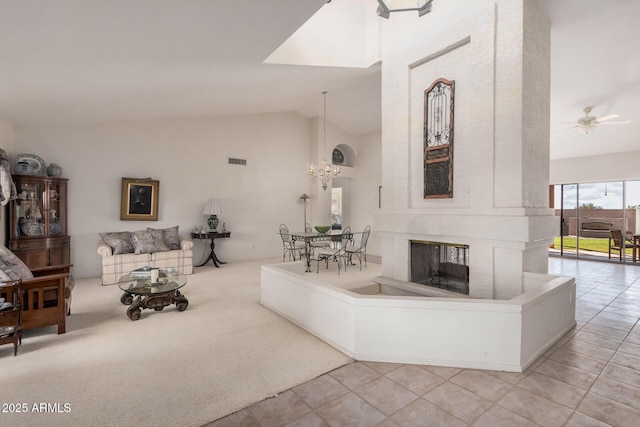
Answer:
[203,199,222,231]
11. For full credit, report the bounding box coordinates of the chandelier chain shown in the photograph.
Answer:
[309,91,340,190]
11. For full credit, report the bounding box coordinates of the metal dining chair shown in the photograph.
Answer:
[337,226,353,249]
[345,225,371,270]
[316,228,351,274]
[306,223,331,256]
[279,224,305,261]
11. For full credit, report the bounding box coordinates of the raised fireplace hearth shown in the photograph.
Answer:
[261,262,576,372]
[410,240,469,295]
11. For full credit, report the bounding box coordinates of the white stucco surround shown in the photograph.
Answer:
[261,262,575,372]
[375,0,557,299]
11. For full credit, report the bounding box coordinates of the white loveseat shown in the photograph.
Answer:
[97,227,193,285]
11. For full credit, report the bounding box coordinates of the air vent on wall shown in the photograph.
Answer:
[228,157,247,166]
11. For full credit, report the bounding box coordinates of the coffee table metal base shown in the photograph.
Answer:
[120,290,189,321]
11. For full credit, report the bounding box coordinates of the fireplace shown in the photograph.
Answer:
[410,240,469,295]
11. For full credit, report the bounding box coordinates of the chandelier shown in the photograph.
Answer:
[376,0,434,19]
[309,91,340,191]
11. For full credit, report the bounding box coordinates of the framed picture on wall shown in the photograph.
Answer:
[120,177,159,220]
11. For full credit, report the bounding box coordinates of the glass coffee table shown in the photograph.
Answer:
[118,270,188,320]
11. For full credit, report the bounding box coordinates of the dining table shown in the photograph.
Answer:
[289,229,358,272]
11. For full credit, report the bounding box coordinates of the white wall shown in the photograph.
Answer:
[308,116,382,247]
[10,112,382,279]
[551,151,640,184]
[347,130,381,257]
[0,118,13,151]
[12,113,312,278]
[0,117,15,245]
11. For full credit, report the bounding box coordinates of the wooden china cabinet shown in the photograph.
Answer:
[8,175,70,269]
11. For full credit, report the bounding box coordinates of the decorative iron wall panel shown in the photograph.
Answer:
[424,78,455,198]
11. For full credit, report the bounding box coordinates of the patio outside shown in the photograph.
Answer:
[551,181,640,262]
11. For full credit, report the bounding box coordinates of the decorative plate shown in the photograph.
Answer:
[21,222,45,236]
[14,153,46,176]
[50,223,62,235]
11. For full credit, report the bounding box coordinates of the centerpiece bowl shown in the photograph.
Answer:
[314,225,331,234]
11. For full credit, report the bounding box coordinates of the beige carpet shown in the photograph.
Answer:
[0,258,355,427]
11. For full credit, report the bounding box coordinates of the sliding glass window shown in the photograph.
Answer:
[552,181,637,262]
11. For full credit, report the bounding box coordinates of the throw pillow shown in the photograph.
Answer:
[147,229,171,252]
[130,230,158,254]
[100,232,135,255]
[0,245,34,281]
[148,226,180,250]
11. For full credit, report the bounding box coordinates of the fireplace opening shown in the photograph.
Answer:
[410,240,469,295]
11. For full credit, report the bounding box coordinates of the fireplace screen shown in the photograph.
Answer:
[410,240,469,295]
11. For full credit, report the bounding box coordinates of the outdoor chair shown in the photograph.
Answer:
[345,225,371,270]
[608,229,635,261]
[279,224,305,262]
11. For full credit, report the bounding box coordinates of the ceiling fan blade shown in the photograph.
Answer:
[552,126,577,134]
[597,120,631,125]
[595,114,620,123]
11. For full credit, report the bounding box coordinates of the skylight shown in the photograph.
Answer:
[264,0,380,68]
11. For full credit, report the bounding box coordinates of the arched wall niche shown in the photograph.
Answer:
[332,143,356,167]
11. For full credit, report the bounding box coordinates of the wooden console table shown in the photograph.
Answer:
[191,231,231,268]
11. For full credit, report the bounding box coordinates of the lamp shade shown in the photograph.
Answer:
[203,199,222,216]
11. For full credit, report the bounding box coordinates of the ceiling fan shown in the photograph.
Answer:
[559,106,631,134]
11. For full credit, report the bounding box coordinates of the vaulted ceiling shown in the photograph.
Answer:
[0,0,637,160]
[546,0,640,160]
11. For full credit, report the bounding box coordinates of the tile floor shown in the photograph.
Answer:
[207,257,640,426]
